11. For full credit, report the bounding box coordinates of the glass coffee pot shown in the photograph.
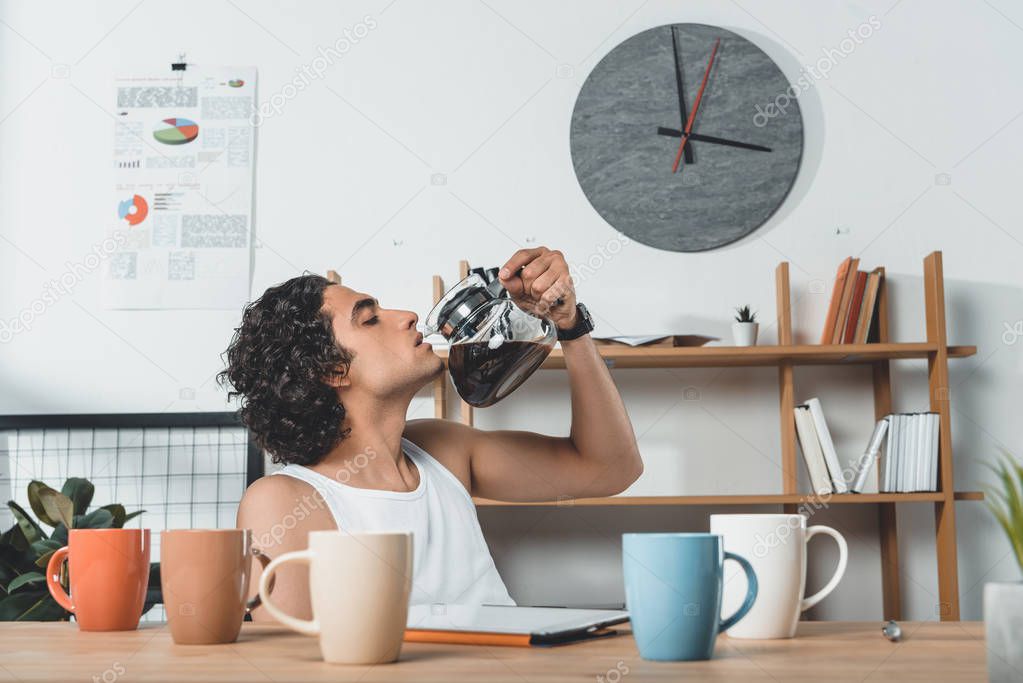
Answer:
[421,270,557,408]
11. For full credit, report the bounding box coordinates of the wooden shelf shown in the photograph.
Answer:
[433,342,976,369]
[430,252,974,621]
[474,491,985,507]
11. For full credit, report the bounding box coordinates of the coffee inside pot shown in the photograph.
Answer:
[422,270,556,408]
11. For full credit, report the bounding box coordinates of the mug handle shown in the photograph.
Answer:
[245,547,273,612]
[257,549,320,636]
[800,525,849,611]
[45,546,74,613]
[719,551,758,632]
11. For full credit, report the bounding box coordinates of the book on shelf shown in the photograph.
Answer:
[793,397,854,494]
[842,270,868,343]
[820,257,884,344]
[794,405,833,494]
[831,257,860,343]
[850,417,889,493]
[804,398,848,493]
[873,412,939,493]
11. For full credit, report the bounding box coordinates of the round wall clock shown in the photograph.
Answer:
[570,23,803,252]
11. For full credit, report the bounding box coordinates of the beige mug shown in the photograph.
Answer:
[711,514,848,639]
[160,529,271,644]
[258,530,413,664]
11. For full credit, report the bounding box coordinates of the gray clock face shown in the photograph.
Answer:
[570,23,803,252]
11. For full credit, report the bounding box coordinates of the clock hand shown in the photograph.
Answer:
[671,37,720,174]
[670,26,694,164]
[656,127,772,153]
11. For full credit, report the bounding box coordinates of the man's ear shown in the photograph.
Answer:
[323,366,351,389]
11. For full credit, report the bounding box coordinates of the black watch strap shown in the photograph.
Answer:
[556,303,594,341]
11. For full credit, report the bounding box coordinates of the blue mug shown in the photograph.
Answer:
[623,533,758,661]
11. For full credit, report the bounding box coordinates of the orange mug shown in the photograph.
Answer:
[160,529,271,644]
[46,528,151,631]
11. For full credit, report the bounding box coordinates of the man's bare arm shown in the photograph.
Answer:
[409,247,642,502]
[461,332,642,502]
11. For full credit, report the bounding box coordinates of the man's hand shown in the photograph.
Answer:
[498,247,578,331]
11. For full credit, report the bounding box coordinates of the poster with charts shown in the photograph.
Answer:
[104,65,257,309]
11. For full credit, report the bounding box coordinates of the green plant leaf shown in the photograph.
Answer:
[7,502,45,545]
[0,589,69,621]
[0,539,39,580]
[122,510,146,526]
[74,509,114,529]
[6,572,45,593]
[34,551,56,569]
[37,490,73,530]
[26,482,61,527]
[29,539,62,558]
[50,524,68,546]
[100,504,126,528]
[983,451,1023,575]
[60,478,94,516]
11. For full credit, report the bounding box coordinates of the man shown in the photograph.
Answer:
[221,247,643,620]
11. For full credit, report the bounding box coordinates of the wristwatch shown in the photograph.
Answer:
[556,302,594,341]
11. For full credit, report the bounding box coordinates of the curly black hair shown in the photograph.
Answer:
[218,274,353,466]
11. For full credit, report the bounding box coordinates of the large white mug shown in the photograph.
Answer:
[710,514,847,639]
[258,530,413,664]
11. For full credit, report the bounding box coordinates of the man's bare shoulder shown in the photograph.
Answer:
[403,418,475,488]
[237,473,334,533]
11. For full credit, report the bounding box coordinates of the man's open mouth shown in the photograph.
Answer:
[414,333,424,347]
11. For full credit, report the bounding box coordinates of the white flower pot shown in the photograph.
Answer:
[984,581,1023,682]
[732,322,759,346]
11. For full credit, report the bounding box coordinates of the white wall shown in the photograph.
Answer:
[2,0,1021,620]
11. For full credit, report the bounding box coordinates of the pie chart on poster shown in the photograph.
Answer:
[117,194,148,226]
[153,117,199,145]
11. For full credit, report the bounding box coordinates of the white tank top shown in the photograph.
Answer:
[271,436,515,607]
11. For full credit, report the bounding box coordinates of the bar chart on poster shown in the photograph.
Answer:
[105,65,257,310]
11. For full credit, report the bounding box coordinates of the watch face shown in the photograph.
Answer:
[570,23,803,252]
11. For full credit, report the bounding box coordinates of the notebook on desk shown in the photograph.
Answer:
[404,605,630,647]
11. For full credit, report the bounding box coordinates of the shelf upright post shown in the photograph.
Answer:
[924,251,960,620]
[871,266,902,620]
[775,263,799,515]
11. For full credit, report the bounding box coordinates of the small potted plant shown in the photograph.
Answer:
[982,450,1023,682]
[731,305,759,346]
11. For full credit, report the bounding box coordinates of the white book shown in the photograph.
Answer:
[852,417,889,493]
[909,414,920,492]
[929,413,940,491]
[912,414,924,491]
[794,406,833,495]
[904,413,912,492]
[924,413,932,488]
[805,398,848,493]
[882,413,895,492]
[903,414,915,492]
[885,414,898,492]
[921,413,932,491]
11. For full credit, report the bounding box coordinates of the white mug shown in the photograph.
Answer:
[258,530,413,664]
[710,514,847,639]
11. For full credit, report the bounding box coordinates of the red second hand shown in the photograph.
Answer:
[672,38,721,173]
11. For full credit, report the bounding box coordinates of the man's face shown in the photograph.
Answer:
[320,284,444,398]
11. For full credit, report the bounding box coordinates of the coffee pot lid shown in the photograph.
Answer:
[423,272,507,339]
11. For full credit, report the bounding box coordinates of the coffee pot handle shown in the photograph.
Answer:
[258,550,320,636]
[719,551,758,632]
[800,525,849,611]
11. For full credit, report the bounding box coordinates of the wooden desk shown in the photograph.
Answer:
[0,621,986,682]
